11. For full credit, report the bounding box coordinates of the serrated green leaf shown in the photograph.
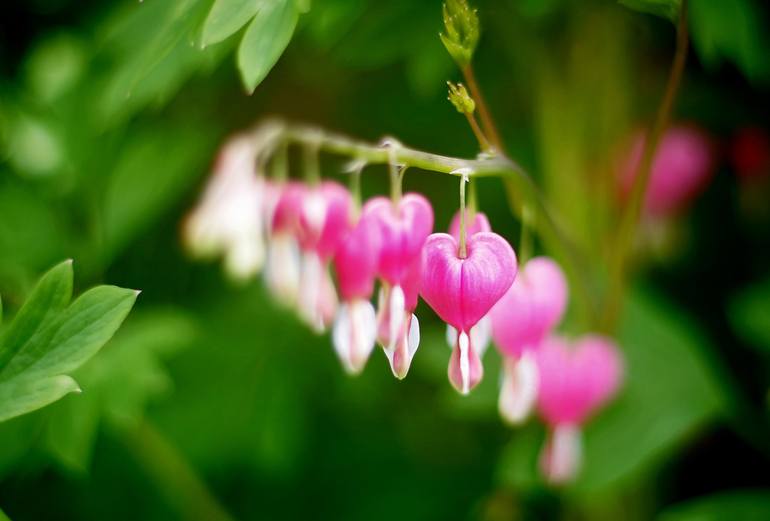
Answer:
[237,0,298,93]
[202,0,264,47]
[0,375,79,423]
[0,260,73,370]
[658,490,770,521]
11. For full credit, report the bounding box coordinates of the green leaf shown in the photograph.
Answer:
[730,277,770,353]
[658,490,770,521]
[0,375,79,423]
[619,0,681,21]
[689,0,770,84]
[0,263,137,423]
[0,260,73,370]
[237,0,298,93]
[202,0,264,47]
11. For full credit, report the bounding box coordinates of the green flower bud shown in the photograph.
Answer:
[447,82,475,114]
[439,0,479,69]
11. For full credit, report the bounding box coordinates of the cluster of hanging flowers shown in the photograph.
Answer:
[184,125,624,484]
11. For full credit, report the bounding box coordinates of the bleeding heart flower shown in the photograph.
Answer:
[446,209,494,357]
[420,232,517,394]
[265,182,305,306]
[364,194,433,379]
[331,211,382,374]
[618,124,715,217]
[184,135,265,280]
[295,182,352,332]
[535,335,623,484]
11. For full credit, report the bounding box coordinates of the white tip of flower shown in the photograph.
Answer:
[540,424,582,485]
[384,313,420,380]
[224,237,265,281]
[459,331,471,394]
[333,300,377,375]
[498,352,539,425]
[298,253,337,333]
[265,234,301,306]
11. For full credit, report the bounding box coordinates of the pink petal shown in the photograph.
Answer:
[420,232,517,332]
[363,194,434,286]
[297,181,352,260]
[333,213,381,301]
[271,182,306,235]
[490,257,568,358]
[448,209,491,241]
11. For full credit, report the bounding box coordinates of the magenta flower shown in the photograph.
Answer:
[420,232,517,394]
[618,124,715,217]
[295,181,352,332]
[331,211,382,374]
[446,209,493,355]
[184,135,265,279]
[364,194,434,379]
[489,257,568,423]
[535,335,623,484]
[265,182,305,306]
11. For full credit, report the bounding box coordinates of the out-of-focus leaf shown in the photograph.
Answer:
[729,277,770,353]
[202,0,263,46]
[24,33,86,103]
[0,262,137,423]
[101,126,215,264]
[44,308,198,471]
[619,0,680,21]
[497,289,723,494]
[237,0,298,93]
[658,490,770,521]
[689,0,770,84]
[303,0,367,49]
[5,113,65,177]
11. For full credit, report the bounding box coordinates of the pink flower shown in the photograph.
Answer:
[488,257,567,423]
[535,335,623,484]
[448,209,492,240]
[420,232,517,394]
[364,194,434,379]
[331,212,382,374]
[265,182,305,306]
[618,125,715,217]
[184,135,265,279]
[295,181,352,332]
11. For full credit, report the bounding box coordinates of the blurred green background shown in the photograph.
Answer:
[1,0,770,519]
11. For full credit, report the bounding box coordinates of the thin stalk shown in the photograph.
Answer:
[302,142,321,185]
[519,203,534,264]
[459,175,468,258]
[464,112,492,153]
[271,141,289,182]
[462,64,503,151]
[602,1,689,332]
[468,177,478,215]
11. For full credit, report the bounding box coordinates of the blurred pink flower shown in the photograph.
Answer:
[421,232,517,394]
[331,211,382,374]
[295,182,352,332]
[490,256,568,424]
[535,335,623,484]
[265,182,305,306]
[364,194,434,379]
[618,124,715,217]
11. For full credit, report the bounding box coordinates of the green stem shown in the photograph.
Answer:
[462,64,503,152]
[464,111,492,153]
[459,175,468,258]
[271,141,289,182]
[602,0,689,332]
[122,420,234,521]
[302,142,321,185]
[468,178,478,216]
[519,203,534,264]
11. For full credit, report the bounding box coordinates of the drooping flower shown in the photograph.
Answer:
[489,257,568,424]
[331,211,382,374]
[420,232,517,394]
[184,135,265,279]
[364,194,434,379]
[618,124,715,217]
[265,182,305,306]
[535,335,623,484]
[295,181,352,332]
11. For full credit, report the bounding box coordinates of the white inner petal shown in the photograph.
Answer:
[459,331,471,394]
[498,352,539,425]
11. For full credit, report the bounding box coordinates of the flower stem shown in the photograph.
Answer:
[519,203,534,264]
[302,142,321,185]
[459,175,468,258]
[464,111,492,153]
[462,64,503,151]
[602,0,689,332]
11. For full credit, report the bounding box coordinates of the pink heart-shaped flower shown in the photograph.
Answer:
[536,334,623,427]
[297,181,352,260]
[420,232,517,332]
[363,194,434,286]
[490,256,568,358]
[333,212,382,301]
[448,209,491,242]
